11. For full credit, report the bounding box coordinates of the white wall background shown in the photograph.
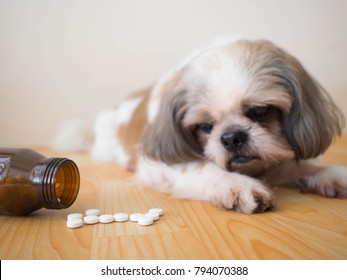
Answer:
[1,0,346,147]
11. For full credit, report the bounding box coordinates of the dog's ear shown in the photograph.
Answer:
[141,81,204,164]
[281,54,345,159]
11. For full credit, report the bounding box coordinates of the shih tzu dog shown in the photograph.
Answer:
[88,38,347,213]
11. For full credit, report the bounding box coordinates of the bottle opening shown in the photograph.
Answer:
[54,160,80,206]
[42,158,80,209]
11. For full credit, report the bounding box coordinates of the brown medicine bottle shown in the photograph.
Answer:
[0,148,80,215]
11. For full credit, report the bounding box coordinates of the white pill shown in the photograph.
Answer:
[138,216,154,226]
[114,213,129,222]
[66,218,83,229]
[99,214,114,223]
[149,208,164,216]
[85,208,101,216]
[83,215,99,224]
[67,213,83,221]
[130,213,145,222]
[145,212,160,221]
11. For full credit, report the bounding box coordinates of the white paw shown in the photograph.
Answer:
[297,166,347,198]
[210,177,275,214]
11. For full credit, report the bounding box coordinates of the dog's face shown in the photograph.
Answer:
[142,40,344,176]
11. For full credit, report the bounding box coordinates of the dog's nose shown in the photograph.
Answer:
[221,131,248,152]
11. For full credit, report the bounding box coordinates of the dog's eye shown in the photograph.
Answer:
[246,106,273,122]
[197,123,213,133]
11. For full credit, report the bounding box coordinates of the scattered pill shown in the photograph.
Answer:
[114,213,129,222]
[130,213,145,222]
[138,216,154,226]
[83,215,99,224]
[145,212,160,221]
[149,208,164,216]
[85,209,101,216]
[66,218,83,229]
[67,213,83,221]
[99,214,114,223]
[67,208,164,229]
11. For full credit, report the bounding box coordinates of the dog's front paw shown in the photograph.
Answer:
[211,178,275,214]
[297,166,347,198]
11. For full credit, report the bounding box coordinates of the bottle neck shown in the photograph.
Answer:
[41,158,80,209]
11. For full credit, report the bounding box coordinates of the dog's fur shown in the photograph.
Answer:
[89,39,346,213]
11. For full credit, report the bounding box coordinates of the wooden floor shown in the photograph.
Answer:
[1,136,347,260]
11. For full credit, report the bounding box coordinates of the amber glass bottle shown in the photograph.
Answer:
[0,148,80,215]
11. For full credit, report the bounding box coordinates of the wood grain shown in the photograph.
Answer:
[1,136,347,259]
